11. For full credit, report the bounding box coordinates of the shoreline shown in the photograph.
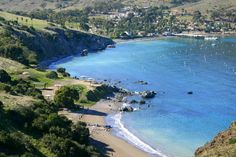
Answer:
[59,93,151,157]
[114,32,236,44]
[43,78,151,157]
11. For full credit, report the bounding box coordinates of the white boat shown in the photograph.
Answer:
[204,37,218,40]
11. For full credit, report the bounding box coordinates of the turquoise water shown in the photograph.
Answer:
[49,37,236,157]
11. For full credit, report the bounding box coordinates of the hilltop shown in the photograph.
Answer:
[0,0,235,13]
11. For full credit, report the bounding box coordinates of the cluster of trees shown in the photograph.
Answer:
[0,70,100,157]
[0,18,38,65]
[91,6,184,38]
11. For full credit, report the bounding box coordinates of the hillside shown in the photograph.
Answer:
[172,0,236,14]
[195,122,236,157]
[0,11,114,65]
[1,0,235,13]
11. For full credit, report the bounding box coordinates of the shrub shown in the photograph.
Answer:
[229,138,236,144]
[0,101,3,109]
[57,68,70,77]
[71,122,89,145]
[0,131,27,155]
[46,71,58,79]
[41,134,91,157]
[7,106,36,128]
[0,69,11,83]
[57,67,66,73]
[0,83,10,92]
[86,85,117,101]
[54,87,79,108]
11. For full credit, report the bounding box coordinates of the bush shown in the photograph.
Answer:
[41,134,91,157]
[0,83,11,92]
[57,68,70,77]
[86,85,117,101]
[7,106,36,128]
[0,69,11,83]
[0,101,3,109]
[10,79,43,98]
[0,131,27,155]
[46,71,58,79]
[57,67,66,73]
[54,87,79,108]
[71,122,89,145]
[229,138,236,144]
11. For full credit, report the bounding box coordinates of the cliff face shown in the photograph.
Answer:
[195,122,236,157]
[8,26,114,62]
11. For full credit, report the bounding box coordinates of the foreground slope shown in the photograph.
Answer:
[195,122,236,157]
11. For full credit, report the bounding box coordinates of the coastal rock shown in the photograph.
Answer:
[188,91,193,95]
[120,106,134,112]
[135,80,148,85]
[81,49,88,56]
[130,99,138,104]
[141,91,157,98]
[139,100,146,105]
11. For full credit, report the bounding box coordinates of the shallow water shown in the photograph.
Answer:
[49,37,236,157]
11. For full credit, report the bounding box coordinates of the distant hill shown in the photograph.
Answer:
[1,0,235,13]
[172,0,236,14]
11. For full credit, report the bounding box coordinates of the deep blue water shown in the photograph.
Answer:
[49,37,236,157]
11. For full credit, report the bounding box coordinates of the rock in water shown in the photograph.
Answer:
[188,91,193,95]
[141,91,156,98]
[139,100,146,104]
[120,106,134,112]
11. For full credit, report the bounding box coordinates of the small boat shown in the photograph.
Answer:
[204,37,218,40]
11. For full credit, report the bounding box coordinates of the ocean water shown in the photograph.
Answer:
[49,37,236,157]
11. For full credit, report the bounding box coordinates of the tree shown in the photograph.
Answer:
[0,69,11,83]
[57,67,66,73]
[193,11,202,22]
[46,71,58,79]
[54,87,79,108]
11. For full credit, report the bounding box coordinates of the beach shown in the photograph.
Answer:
[60,98,149,157]
[43,78,149,157]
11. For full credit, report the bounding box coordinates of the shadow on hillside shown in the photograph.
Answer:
[90,138,114,157]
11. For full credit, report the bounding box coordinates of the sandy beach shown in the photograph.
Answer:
[43,78,149,157]
[60,98,149,157]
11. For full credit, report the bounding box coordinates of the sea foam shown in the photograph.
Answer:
[109,112,169,157]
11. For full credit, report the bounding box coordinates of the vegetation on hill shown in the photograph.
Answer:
[0,11,114,65]
[0,56,120,157]
[0,68,101,157]
[195,122,236,157]
[2,0,235,39]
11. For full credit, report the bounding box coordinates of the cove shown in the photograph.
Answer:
[49,37,236,157]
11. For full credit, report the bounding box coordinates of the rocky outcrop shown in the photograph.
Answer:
[141,91,156,98]
[195,122,236,157]
[120,106,134,112]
